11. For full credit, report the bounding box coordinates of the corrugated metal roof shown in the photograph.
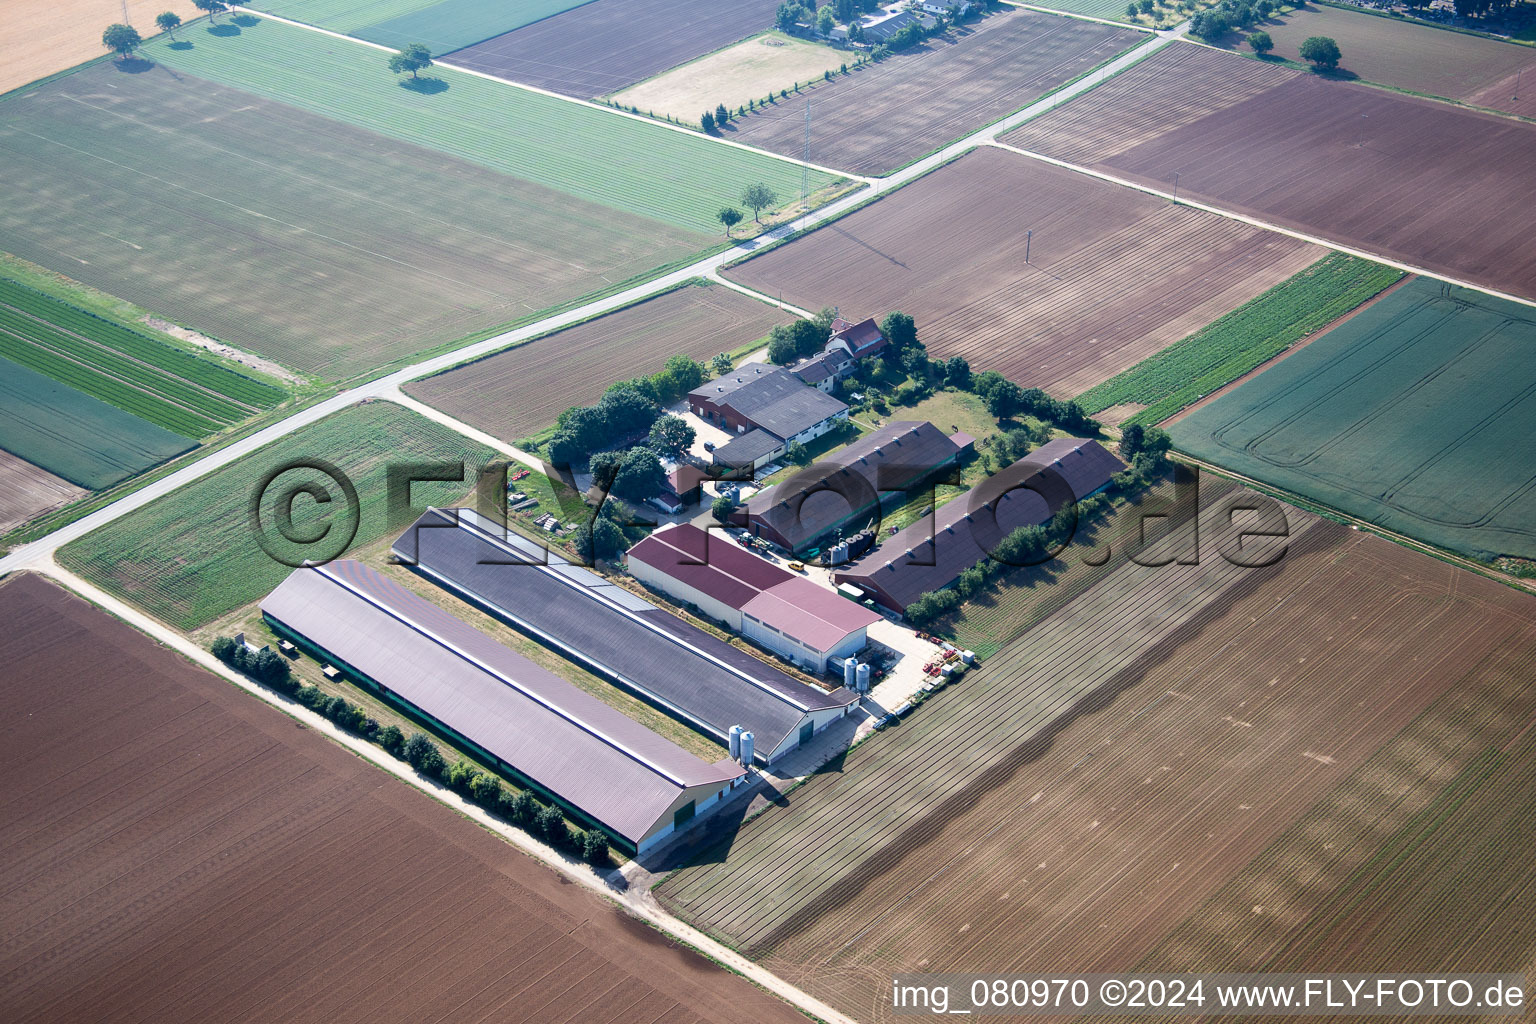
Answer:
[715,428,782,468]
[835,438,1124,610]
[260,560,741,843]
[628,524,880,653]
[392,510,857,757]
[744,421,962,551]
[689,367,847,441]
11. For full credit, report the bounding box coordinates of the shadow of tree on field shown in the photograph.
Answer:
[233,13,259,26]
[1314,66,1360,81]
[400,76,449,94]
[207,23,241,37]
[113,56,156,74]
[166,40,193,50]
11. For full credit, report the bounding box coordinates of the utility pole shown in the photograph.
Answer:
[800,99,812,220]
[1515,68,1522,102]
[1172,171,1179,200]
[1025,230,1031,263]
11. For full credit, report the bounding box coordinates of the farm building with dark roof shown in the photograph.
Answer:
[688,365,849,470]
[392,508,860,764]
[835,438,1125,613]
[738,421,967,553]
[627,523,882,673]
[260,559,744,855]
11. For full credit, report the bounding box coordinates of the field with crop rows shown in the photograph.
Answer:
[659,509,1536,1022]
[146,21,831,236]
[1172,277,1536,561]
[1004,41,1536,301]
[0,64,704,380]
[57,402,496,629]
[405,282,790,441]
[1222,3,1536,118]
[1077,253,1403,428]
[0,574,807,1024]
[0,276,283,438]
[726,147,1319,396]
[448,0,782,99]
[726,7,1141,175]
[0,357,196,490]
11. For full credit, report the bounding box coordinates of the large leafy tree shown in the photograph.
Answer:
[102,24,142,59]
[388,42,434,79]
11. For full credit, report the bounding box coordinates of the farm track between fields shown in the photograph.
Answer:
[1004,41,1536,302]
[726,146,1319,397]
[405,283,791,442]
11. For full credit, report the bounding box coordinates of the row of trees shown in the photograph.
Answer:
[211,636,611,864]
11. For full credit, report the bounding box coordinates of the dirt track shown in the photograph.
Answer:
[1005,41,1536,301]
[725,146,1318,397]
[0,573,807,1024]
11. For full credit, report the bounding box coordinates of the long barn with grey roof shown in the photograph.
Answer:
[392,508,860,764]
[835,438,1124,613]
[260,559,743,855]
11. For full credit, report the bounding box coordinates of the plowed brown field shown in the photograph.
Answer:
[447,0,782,98]
[0,573,807,1024]
[405,282,790,441]
[724,7,1141,175]
[1005,42,1536,301]
[658,486,1536,1022]
[0,449,83,533]
[724,146,1318,396]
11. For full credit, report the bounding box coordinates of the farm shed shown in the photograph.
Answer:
[689,366,849,470]
[392,508,860,763]
[836,437,1124,613]
[739,421,966,553]
[260,559,743,855]
[627,523,882,673]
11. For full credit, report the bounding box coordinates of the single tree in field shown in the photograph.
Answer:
[701,110,716,133]
[1298,35,1341,71]
[388,42,434,80]
[193,0,229,24]
[718,206,743,237]
[1247,30,1273,55]
[102,24,143,60]
[741,182,777,223]
[156,11,182,39]
[715,103,730,126]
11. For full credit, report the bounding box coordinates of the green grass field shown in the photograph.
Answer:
[1171,277,1536,562]
[147,20,832,235]
[0,64,703,381]
[58,402,497,629]
[1078,254,1403,427]
[247,0,594,54]
[0,357,197,489]
[0,276,284,439]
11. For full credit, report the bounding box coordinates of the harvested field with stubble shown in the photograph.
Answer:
[406,282,791,441]
[0,0,198,95]
[448,0,782,98]
[0,449,83,534]
[0,573,808,1024]
[726,146,1319,396]
[658,494,1536,1023]
[724,8,1142,174]
[0,62,701,380]
[1005,41,1536,301]
[1221,4,1536,118]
